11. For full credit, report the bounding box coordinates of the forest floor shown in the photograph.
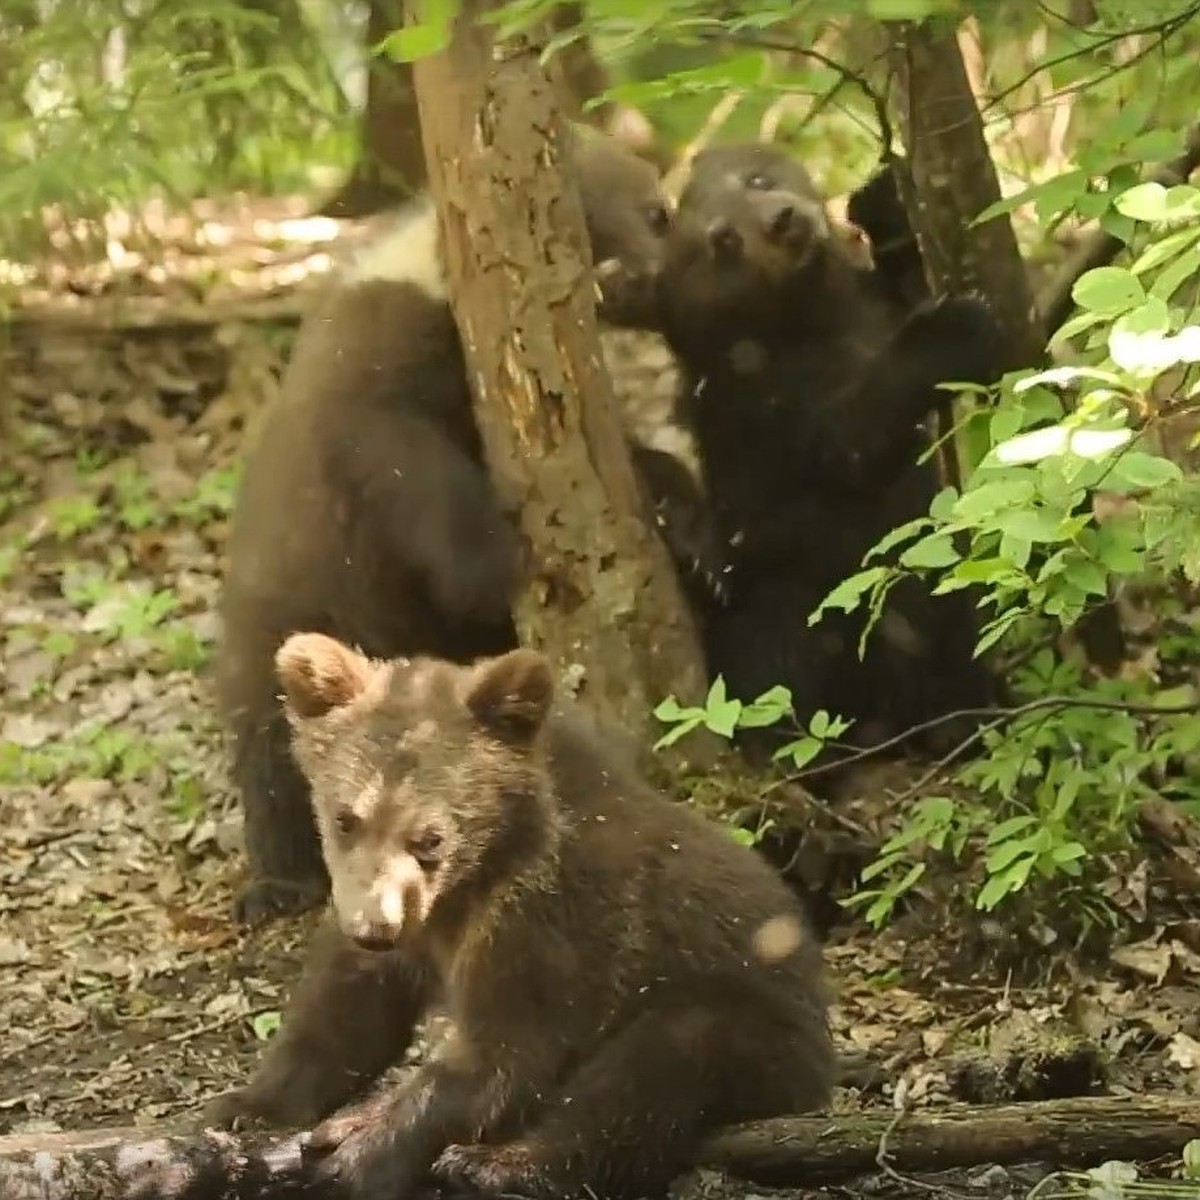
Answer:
[1,199,1198,1200]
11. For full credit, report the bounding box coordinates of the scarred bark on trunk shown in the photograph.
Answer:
[408,0,710,754]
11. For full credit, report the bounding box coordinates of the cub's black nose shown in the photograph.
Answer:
[707,218,743,262]
[768,204,797,239]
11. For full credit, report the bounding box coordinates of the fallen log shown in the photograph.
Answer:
[0,1125,306,1200]
[705,1095,1200,1183]
[1,1095,1196,1199]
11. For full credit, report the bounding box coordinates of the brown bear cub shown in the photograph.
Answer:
[650,143,1004,770]
[204,633,834,1200]
[217,127,715,928]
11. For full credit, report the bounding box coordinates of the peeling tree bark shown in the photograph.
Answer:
[407,1,710,747]
[3,1095,1198,1198]
[889,18,1044,369]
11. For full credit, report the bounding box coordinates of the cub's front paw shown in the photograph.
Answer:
[434,1140,554,1199]
[233,875,329,927]
[199,1088,274,1133]
[306,1092,394,1153]
[594,257,664,330]
[912,294,1004,382]
[305,1095,423,1200]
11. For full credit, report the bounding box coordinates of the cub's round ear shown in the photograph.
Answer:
[462,648,555,747]
[276,633,376,719]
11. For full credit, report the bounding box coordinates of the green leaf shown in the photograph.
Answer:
[1062,556,1110,596]
[1051,841,1088,865]
[654,695,689,722]
[653,714,704,750]
[994,507,1065,544]
[737,685,793,729]
[1131,224,1200,275]
[975,608,1027,656]
[705,699,743,739]
[1122,129,1188,164]
[859,850,906,884]
[1074,190,1111,220]
[1012,364,1122,393]
[1050,308,1108,345]
[973,170,1086,226]
[929,486,959,521]
[952,478,1036,522]
[1150,247,1200,304]
[985,814,1038,844]
[778,736,822,770]
[1091,521,1145,574]
[810,566,888,624]
[947,557,1017,585]
[985,838,1035,874]
[1113,295,1171,337]
[808,709,832,739]
[989,403,1024,445]
[251,1011,282,1041]
[1104,451,1183,490]
[1099,210,1137,246]
[899,533,961,570]
[1115,181,1171,222]
[379,20,451,63]
[976,869,1018,912]
[1072,267,1145,316]
[864,516,932,563]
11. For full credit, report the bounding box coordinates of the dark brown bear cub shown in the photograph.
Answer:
[204,633,834,1200]
[653,142,1004,769]
[218,128,718,929]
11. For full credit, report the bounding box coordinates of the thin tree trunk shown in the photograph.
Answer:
[317,0,426,218]
[319,1,661,220]
[889,17,1043,367]
[889,16,1126,673]
[408,0,711,755]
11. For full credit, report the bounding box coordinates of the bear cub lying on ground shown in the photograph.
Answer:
[204,633,835,1200]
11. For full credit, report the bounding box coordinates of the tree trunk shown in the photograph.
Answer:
[317,0,426,218]
[889,17,1044,368]
[888,16,1129,671]
[318,2,662,220]
[407,0,710,751]
[3,1095,1198,1198]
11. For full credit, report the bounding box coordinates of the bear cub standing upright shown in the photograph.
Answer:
[654,142,1004,767]
[204,633,834,1200]
[217,128,718,928]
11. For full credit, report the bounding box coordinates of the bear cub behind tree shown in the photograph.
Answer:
[653,142,1004,768]
[217,128,719,928]
[204,633,834,1200]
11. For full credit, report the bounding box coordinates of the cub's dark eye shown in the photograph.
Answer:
[335,807,361,838]
[746,172,772,191]
[647,203,671,236]
[409,828,444,869]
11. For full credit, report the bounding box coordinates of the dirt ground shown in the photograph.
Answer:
[1,200,1198,1198]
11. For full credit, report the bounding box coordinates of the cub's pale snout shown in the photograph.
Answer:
[338,850,430,950]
